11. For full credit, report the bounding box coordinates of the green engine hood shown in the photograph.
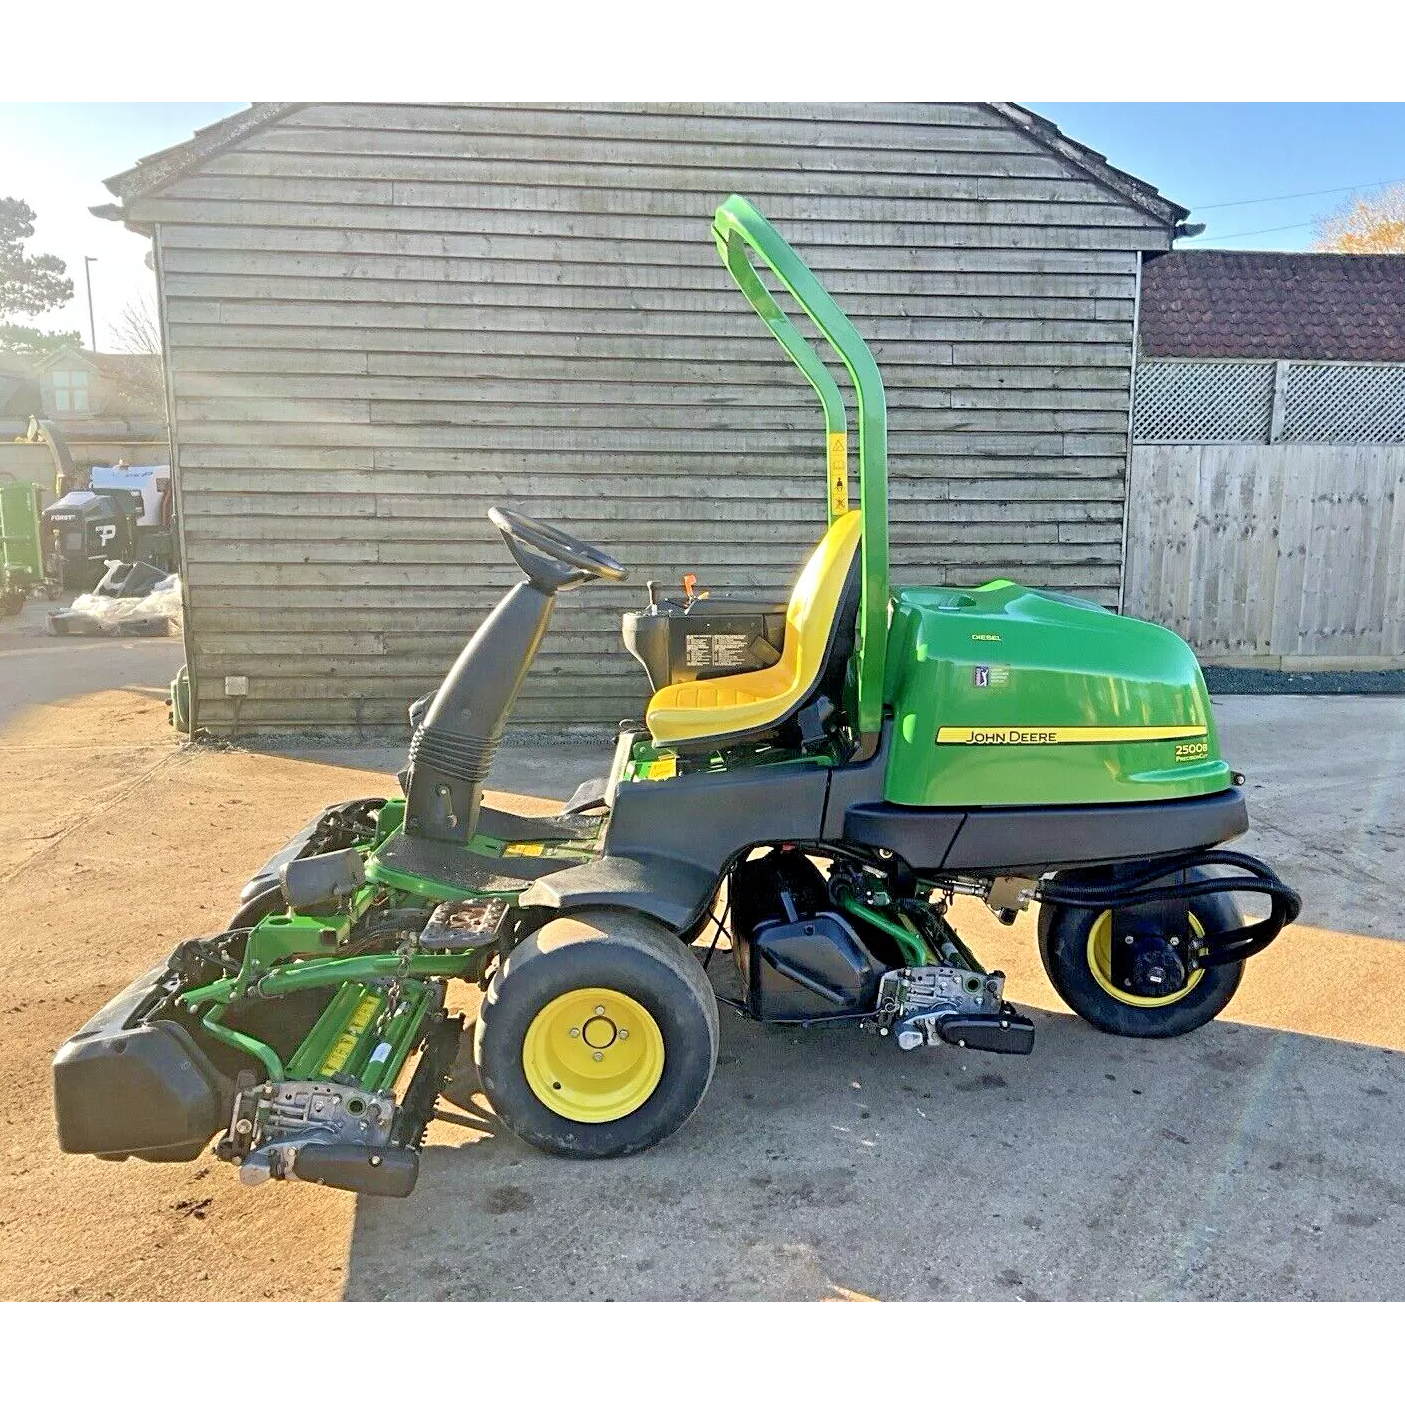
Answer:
[883,581,1230,808]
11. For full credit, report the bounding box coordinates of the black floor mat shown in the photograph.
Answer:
[560,777,613,815]
[373,831,574,891]
[477,806,601,843]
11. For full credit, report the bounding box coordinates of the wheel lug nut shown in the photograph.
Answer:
[594,1006,605,1015]
[569,1027,580,1038]
[618,1029,629,1039]
[593,1051,604,1062]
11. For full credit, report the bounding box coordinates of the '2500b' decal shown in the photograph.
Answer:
[935,725,1209,747]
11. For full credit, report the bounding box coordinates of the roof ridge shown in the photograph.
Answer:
[103,103,305,202]
[98,101,1190,230]
[988,102,1190,228]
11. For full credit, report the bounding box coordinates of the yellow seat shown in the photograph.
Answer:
[646,510,862,747]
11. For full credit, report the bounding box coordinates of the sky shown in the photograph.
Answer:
[1031,103,1405,245]
[0,102,244,348]
[3,101,1405,351]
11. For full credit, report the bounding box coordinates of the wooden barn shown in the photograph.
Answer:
[97,102,1191,734]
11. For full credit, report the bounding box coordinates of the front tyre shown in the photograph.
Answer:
[1038,880,1245,1039]
[474,910,719,1158]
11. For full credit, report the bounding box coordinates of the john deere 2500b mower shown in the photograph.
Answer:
[53,197,1300,1196]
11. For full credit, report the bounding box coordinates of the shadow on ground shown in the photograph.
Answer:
[344,977,1405,1302]
[327,694,1405,1301]
[9,633,1402,1301]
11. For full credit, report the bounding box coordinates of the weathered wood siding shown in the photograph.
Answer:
[127,103,1174,732]
[1125,443,1405,664]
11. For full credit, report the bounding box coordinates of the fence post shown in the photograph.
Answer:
[1269,360,1290,443]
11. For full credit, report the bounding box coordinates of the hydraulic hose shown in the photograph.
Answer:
[1038,850,1302,968]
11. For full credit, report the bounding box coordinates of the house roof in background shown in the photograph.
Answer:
[94,353,161,375]
[99,102,1190,228]
[0,370,32,416]
[0,353,40,415]
[29,348,160,376]
[0,350,164,417]
[1141,250,1405,361]
[31,345,96,374]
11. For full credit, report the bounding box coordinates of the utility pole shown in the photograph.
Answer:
[84,256,98,352]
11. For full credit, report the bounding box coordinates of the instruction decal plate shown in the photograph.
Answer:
[685,633,750,669]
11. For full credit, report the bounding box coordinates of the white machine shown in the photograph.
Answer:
[89,462,172,529]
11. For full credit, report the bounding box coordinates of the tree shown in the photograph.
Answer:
[111,294,161,357]
[0,322,81,356]
[106,294,167,417]
[0,196,79,356]
[1312,183,1405,254]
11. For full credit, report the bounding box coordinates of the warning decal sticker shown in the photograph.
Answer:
[827,432,848,517]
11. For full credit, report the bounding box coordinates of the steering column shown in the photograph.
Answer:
[402,508,627,847]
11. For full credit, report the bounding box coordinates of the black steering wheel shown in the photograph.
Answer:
[488,506,628,588]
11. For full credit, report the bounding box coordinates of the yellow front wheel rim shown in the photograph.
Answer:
[1087,910,1206,1008]
[522,987,665,1123]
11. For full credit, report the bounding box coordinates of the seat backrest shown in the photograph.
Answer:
[780,509,862,688]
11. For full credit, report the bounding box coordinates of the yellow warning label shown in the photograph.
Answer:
[936,724,1208,746]
[503,841,546,857]
[827,432,848,517]
[638,756,677,781]
[319,993,381,1077]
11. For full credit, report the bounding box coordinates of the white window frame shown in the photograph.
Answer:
[49,367,92,415]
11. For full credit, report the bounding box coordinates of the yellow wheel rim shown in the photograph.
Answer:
[522,987,665,1124]
[1087,910,1205,1008]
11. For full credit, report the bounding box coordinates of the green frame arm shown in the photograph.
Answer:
[711,195,889,736]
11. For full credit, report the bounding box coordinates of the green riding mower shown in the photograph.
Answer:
[53,197,1300,1197]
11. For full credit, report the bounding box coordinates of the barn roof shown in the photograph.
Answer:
[97,102,1191,230]
[102,103,303,202]
[1140,249,1405,362]
[988,104,1189,227]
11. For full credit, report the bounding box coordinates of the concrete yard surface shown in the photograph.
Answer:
[2,616,1403,1300]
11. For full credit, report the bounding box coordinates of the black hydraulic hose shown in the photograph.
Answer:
[1039,850,1302,969]
[1047,874,1299,916]
[1038,848,1290,904]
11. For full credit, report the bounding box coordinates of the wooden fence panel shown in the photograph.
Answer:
[1126,444,1405,665]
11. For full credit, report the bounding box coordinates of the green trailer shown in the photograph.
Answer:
[52,196,1299,1197]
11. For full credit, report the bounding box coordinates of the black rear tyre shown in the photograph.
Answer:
[1038,874,1245,1039]
[474,909,719,1159]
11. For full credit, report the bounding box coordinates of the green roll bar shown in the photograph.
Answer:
[711,195,889,736]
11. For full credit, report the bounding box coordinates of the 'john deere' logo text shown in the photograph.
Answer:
[965,728,1058,745]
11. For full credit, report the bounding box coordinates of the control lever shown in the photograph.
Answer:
[681,573,709,606]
